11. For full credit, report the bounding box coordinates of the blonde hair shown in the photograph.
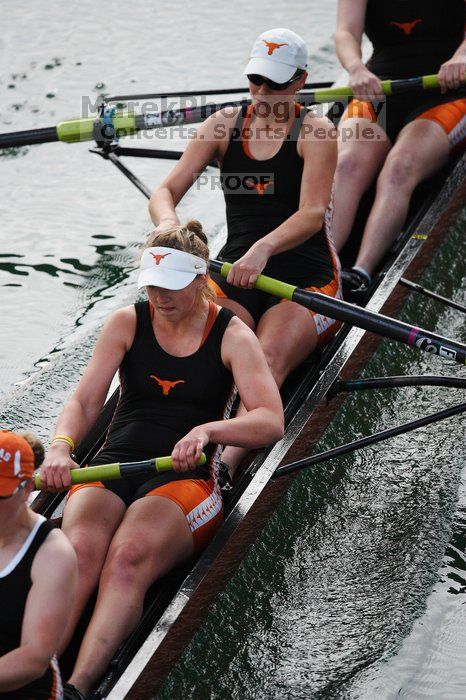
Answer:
[144,220,215,301]
[19,432,45,470]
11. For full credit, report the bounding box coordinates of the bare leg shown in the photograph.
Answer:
[68,495,193,696]
[354,119,450,276]
[215,297,255,329]
[59,488,126,655]
[332,118,391,252]
[221,301,319,474]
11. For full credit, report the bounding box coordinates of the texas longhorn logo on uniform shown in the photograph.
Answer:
[390,19,422,36]
[150,252,171,265]
[150,375,185,395]
[245,178,274,195]
[262,40,288,55]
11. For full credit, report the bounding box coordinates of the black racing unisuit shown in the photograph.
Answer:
[0,517,61,699]
[89,302,235,501]
[218,104,337,288]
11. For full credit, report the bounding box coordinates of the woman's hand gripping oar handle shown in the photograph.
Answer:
[34,453,207,490]
[208,261,466,365]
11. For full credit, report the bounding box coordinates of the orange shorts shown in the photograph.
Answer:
[68,477,223,552]
[341,96,466,149]
[417,98,466,150]
[297,275,342,346]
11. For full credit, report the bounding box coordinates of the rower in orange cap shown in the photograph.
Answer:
[0,430,77,699]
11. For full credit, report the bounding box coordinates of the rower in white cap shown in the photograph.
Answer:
[149,28,341,480]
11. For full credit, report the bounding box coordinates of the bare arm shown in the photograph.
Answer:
[148,109,237,226]
[439,15,466,93]
[334,0,383,98]
[171,316,284,470]
[0,529,77,691]
[226,115,337,288]
[40,306,136,491]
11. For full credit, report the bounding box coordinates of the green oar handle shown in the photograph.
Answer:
[34,453,207,490]
[210,261,295,300]
[309,74,440,102]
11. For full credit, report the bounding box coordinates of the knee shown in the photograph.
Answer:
[378,151,418,190]
[335,148,369,184]
[104,540,149,587]
[68,535,105,577]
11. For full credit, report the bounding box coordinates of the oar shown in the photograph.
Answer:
[34,453,206,490]
[399,278,466,314]
[305,73,444,103]
[274,402,466,478]
[208,261,466,366]
[106,82,335,101]
[0,74,449,149]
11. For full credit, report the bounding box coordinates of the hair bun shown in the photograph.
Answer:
[185,220,208,245]
[20,431,45,469]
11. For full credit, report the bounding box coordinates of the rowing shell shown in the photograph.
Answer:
[32,159,465,699]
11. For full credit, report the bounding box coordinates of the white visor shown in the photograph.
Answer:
[138,247,207,290]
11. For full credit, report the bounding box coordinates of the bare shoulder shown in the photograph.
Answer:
[198,106,242,158]
[32,526,77,580]
[205,104,242,129]
[221,314,262,367]
[301,110,336,138]
[106,304,137,327]
[224,313,257,342]
[299,110,337,156]
[99,304,137,346]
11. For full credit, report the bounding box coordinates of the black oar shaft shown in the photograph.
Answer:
[400,278,466,314]
[332,375,466,394]
[209,260,466,365]
[0,126,58,148]
[274,402,466,477]
[291,287,466,364]
[106,82,334,102]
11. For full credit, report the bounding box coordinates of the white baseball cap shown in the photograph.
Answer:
[244,28,308,84]
[138,247,207,290]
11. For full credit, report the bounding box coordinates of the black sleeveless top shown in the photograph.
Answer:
[365,0,465,78]
[219,105,336,288]
[93,302,235,479]
[0,517,61,699]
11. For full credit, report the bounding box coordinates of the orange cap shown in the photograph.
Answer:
[0,430,35,497]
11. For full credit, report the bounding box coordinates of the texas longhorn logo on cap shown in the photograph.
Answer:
[263,40,288,55]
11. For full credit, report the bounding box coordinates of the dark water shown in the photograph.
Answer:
[158,218,465,699]
[1,2,465,698]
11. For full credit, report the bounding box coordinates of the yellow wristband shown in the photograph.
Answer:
[52,434,75,452]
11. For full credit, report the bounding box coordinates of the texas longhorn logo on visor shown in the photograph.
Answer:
[150,251,172,265]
